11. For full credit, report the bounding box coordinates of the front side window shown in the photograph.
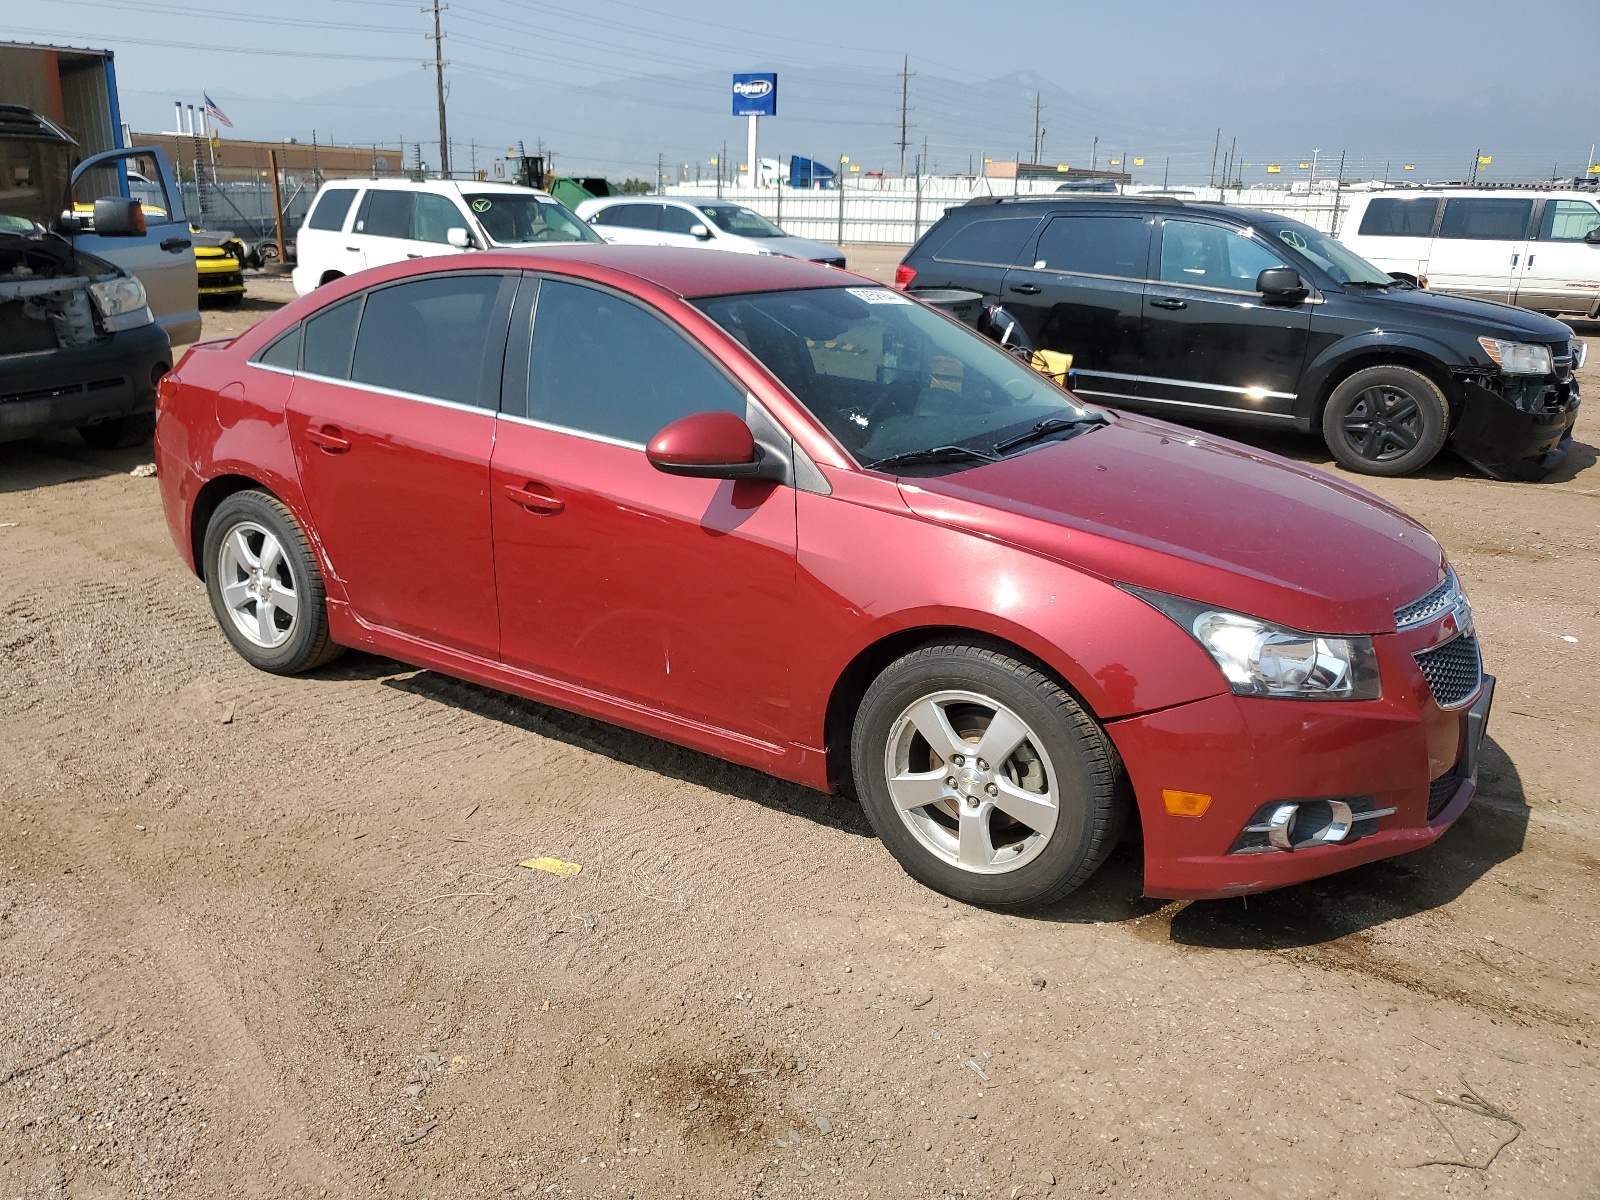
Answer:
[1357,197,1439,238]
[463,194,599,243]
[1033,215,1148,278]
[350,274,506,407]
[527,280,745,444]
[301,297,361,379]
[1438,198,1534,241]
[695,286,1096,469]
[933,217,1042,267]
[1538,199,1600,242]
[307,188,358,232]
[660,206,705,235]
[412,193,467,243]
[354,190,413,239]
[699,205,785,238]
[1158,220,1285,290]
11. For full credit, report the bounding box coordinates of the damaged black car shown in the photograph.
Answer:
[898,195,1583,479]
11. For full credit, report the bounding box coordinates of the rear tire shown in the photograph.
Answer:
[1321,364,1450,477]
[202,490,343,674]
[850,641,1124,907]
[78,412,156,450]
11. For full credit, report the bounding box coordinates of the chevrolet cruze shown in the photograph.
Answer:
[153,247,1493,906]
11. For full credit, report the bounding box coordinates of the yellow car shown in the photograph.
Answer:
[195,241,244,306]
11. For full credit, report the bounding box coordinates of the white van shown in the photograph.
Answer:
[1339,187,1600,318]
[290,178,599,297]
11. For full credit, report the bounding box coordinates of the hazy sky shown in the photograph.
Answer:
[11,0,1600,181]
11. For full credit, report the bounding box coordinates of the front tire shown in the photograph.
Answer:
[202,490,342,674]
[1321,364,1450,477]
[851,642,1124,907]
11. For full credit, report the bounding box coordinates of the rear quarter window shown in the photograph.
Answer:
[306,188,358,232]
[1357,197,1439,237]
[931,216,1043,266]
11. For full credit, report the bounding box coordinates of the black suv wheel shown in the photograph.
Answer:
[1320,365,1450,477]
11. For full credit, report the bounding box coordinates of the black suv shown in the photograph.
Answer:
[897,195,1583,478]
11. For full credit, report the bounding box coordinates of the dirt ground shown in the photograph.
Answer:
[2,260,1598,1200]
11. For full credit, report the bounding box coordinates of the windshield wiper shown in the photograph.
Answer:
[1341,278,1393,288]
[992,415,1108,455]
[864,445,1001,472]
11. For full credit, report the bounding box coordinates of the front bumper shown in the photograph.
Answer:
[1450,372,1579,481]
[0,320,172,443]
[1107,668,1494,901]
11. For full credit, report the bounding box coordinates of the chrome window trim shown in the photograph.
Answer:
[495,410,647,451]
[1074,367,1297,401]
[247,365,495,416]
[1072,389,1298,420]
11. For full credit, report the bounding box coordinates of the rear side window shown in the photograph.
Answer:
[257,325,301,370]
[1032,215,1148,278]
[1357,197,1439,237]
[301,298,360,379]
[526,279,744,445]
[307,188,358,232]
[354,190,414,239]
[595,203,661,230]
[351,274,506,407]
[1538,199,1600,242]
[932,216,1041,266]
[1438,198,1534,240]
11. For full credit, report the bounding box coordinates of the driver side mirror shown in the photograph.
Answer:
[1584,227,1600,245]
[91,197,147,237]
[689,223,713,240]
[646,411,784,481]
[447,226,474,249]
[1256,266,1308,304]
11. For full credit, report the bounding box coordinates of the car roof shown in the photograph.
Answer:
[476,243,856,297]
[315,177,556,200]
[586,196,741,210]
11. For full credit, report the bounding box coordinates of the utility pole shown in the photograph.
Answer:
[897,55,914,177]
[1163,157,1170,190]
[1031,91,1044,163]
[1208,128,1221,188]
[1310,148,1320,182]
[1469,148,1479,184]
[656,152,664,195]
[1091,135,1098,172]
[426,0,450,178]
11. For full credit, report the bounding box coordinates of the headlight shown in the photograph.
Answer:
[1477,336,1552,375]
[1122,585,1382,701]
[88,276,152,332]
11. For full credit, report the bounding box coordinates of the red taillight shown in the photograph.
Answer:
[893,263,917,291]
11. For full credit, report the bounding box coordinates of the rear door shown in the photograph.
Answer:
[1137,217,1310,420]
[589,202,664,245]
[284,271,516,657]
[915,212,1044,297]
[1429,196,1535,302]
[69,146,199,344]
[998,210,1152,403]
[1517,197,1600,314]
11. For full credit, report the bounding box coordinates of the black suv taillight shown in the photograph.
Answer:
[893,263,917,291]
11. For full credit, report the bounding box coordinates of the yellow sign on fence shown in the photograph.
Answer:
[1266,164,1281,174]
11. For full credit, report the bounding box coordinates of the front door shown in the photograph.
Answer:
[1429,196,1535,303]
[490,276,797,745]
[284,271,516,657]
[347,189,414,270]
[1136,217,1311,421]
[997,211,1152,404]
[1517,198,1600,314]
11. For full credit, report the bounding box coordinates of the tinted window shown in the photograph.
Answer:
[257,325,301,370]
[933,217,1041,267]
[307,188,358,232]
[412,193,466,243]
[1159,219,1286,290]
[354,190,413,239]
[1032,215,1148,278]
[1538,199,1600,242]
[699,205,785,238]
[659,205,704,235]
[302,298,360,379]
[598,203,661,230]
[527,280,744,444]
[350,274,505,407]
[1438,198,1534,240]
[1357,197,1439,237]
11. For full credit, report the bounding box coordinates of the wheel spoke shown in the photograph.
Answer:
[257,534,283,578]
[1384,394,1419,424]
[905,698,965,762]
[957,806,994,868]
[267,581,298,620]
[221,579,252,610]
[991,778,1058,838]
[1359,425,1383,457]
[887,769,950,812]
[225,528,258,570]
[1386,422,1419,450]
[974,708,1029,770]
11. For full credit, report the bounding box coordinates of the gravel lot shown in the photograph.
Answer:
[2,265,1597,1199]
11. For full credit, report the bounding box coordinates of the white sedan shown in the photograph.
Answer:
[574,197,846,267]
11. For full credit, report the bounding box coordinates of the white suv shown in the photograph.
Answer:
[291,178,599,296]
[1339,187,1600,318]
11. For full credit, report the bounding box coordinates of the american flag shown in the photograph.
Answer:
[202,93,233,129]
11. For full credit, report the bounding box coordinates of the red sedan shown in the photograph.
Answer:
[154,247,1493,906]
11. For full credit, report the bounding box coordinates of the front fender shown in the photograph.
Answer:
[1294,332,1463,424]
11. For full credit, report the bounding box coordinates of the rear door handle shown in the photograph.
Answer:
[406,253,423,259]
[346,245,360,252]
[305,426,351,453]
[160,236,191,252]
[1149,297,1187,310]
[1008,283,1042,295]
[504,482,564,515]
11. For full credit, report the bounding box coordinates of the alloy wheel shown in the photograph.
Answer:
[216,520,299,649]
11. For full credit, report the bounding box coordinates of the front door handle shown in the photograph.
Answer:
[406,253,423,259]
[305,426,351,454]
[504,482,564,515]
[160,236,191,252]
[1008,283,1043,295]
[1149,297,1188,310]
[346,246,360,252]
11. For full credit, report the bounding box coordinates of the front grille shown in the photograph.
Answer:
[1427,768,1460,820]
[1414,634,1482,709]
[1553,351,1572,382]
[1395,570,1457,629]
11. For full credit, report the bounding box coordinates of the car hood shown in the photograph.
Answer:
[1351,284,1576,343]
[762,235,844,261]
[895,412,1444,635]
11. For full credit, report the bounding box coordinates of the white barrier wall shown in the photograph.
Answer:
[663,178,1359,246]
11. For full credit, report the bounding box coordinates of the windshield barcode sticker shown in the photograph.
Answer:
[846,287,912,305]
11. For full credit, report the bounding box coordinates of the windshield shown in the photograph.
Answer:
[694,286,1099,471]
[700,205,786,239]
[1267,218,1395,286]
[463,194,600,244]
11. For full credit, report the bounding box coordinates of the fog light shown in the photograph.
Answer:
[1162,789,1211,817]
